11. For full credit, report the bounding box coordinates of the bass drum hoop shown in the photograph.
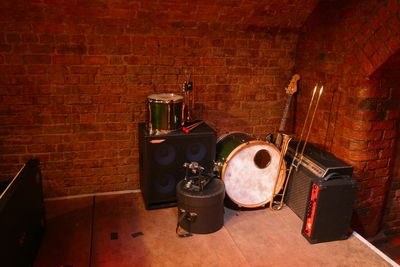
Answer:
[217,131,254,143]
[220,138,286,208]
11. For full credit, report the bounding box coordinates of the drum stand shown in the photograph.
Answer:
[182,68,194,122]
[182,81,194,123]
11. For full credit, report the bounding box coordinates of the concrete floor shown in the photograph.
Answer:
[33,192,395,267]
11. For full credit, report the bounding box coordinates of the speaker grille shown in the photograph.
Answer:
[186,142,207,162]
[284,165,313,219]
[153,143,177,166]
[153,172,178,194]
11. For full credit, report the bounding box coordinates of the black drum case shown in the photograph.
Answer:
[176,178,225,235]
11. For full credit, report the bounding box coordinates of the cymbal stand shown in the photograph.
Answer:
[182,70,194,123]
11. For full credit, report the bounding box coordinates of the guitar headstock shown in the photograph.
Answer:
[285,74,300,95]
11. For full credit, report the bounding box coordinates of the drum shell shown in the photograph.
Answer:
[216,132,255,163]
[176,179,225,234]
[147,94,183,132]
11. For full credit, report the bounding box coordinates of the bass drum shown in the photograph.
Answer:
[216,132,285,208]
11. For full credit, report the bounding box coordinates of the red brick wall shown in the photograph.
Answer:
[384,132,400,236]
[0,0,314,197]
[380,60,400,236]
[295,0,400,237]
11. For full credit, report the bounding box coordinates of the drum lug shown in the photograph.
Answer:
[213,161,224,177]
[265,133,273,143]
[216,160,224,166]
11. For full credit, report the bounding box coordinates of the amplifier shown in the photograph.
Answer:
[0,159,46,266]
[139,122,216,209]
[284,141,358,243]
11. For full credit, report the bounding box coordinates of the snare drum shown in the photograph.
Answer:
[216,132,285,208]
[147,93,184,134]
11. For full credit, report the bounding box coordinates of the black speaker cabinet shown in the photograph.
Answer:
[139,122,216,210]
[0,158,46,266]
[284,141,358,243]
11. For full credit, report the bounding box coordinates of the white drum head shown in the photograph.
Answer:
[222,141,284,207]
[147,93,183,103]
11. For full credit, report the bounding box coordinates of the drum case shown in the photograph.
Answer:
[176,179,225,235]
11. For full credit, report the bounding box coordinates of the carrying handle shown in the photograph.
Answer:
[176,209,197,238]
[323,172,350,181]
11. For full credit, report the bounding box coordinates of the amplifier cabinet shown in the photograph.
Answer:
[0,159,46,266]
[284,141,358,244]
[302,174,358,243]
[139,122,216,210]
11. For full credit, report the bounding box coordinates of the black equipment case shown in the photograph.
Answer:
[0,159,46,266]
[176,178,225,235]
[301,173,358,243]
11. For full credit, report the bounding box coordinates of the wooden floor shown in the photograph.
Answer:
[33,192,395,267]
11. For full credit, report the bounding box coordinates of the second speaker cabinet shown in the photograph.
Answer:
[284,141,357,243]
[138,122,216,210]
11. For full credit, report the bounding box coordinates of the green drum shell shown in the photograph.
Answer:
[147,93,183,132]
[216,132,255,164]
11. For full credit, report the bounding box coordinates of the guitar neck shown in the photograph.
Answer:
[278,94,293,132]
